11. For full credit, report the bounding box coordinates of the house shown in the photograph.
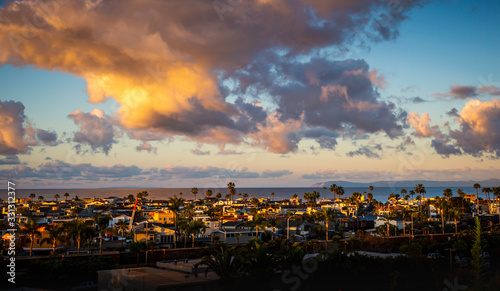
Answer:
[133,222,176,248]
[109,214,131,228]
[374,216,405,230]
[279,220,314,240]
[211,221,263,244]
[150,210,175,224]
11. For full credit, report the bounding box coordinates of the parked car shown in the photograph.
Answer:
[427,253,444,259]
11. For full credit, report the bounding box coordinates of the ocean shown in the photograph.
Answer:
[7,186,480,202]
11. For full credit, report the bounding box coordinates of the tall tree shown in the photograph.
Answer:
[482,187,492,213]
[303,191,320,208]
[185,220,206,248]
[473,183,481,215]
[205,189,213,200]
[329,184,337,200]
[227,182,236,201]
[66,219,93,254]
[115,220,129,248]
[367,192,373,204]
[40,223,64,255]
[54,194,60,203]
[20,215,43,257]
[337,186,344,200]
[319,208,335,243]
[29,193,36,201]
[248,214,268,237]
[93,214,113,253]
[64,192,69,202]
[457,189,465,210]
[191,187,199,200]
[409,190,415,201]
[443,188,453,200]
[436,197,449,234]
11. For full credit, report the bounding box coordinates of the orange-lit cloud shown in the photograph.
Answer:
[407,111,443,139]
[0,0,422,153]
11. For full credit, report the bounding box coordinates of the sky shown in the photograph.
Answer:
[0,0,500,189]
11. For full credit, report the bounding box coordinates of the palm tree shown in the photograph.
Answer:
[38,195,44,204]
[322,187,327,199]
[195,245,246,281]
[449,208,464,233]
[66,219,93,254]
[40,223,64,254]
[64,193,69,202]
[93,214,113,253]
[443,188,453,200]
[243,193,249,202]
[369,185,374,194]
[271,192,275,202]
[303,191,320,208]
[319,208,335,243]
[329,184,337,200]
[29,193,36,201]
[436,197,449,234]
[167,195,185,229]
[20,215,43,257]
[482,187,492,213]
[248,214,268,237]
[183,203,196,222]
[216,192,222,201]
[409,190,415,201]
[473,183,481,215]
[267,218,282,240]
[400,188,407,199]
[185,220,206,248]
[191,187,199,201]
[54,194,60,203]
[115,220,129,248]
[205,189,213,200]
[127,194,135,204]
[414,184,426,216]
[457,189,465,210]
[337,186,345,200]
[367,192,373,204]
[227,182,236,201]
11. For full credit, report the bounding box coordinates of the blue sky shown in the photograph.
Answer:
[0,0,499,189]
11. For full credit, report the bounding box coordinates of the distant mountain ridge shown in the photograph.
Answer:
[311,178,500,188]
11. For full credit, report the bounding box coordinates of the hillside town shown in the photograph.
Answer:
[2,183,500,289]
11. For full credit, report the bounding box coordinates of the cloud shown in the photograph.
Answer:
[0,156,21,165]
[410,96,426,103]
[152,165,260,180]
[449,98,500,157]
[26,122,60,147]
[478,85,500,96]
[395,136,415,151]
[0,160,146,181]
[68,109,116,154]
[0,100,28,155]
[217,149,244,155]
[407,111,443,139]
[191,148,210,156]
[261,170,293,178]
[302,169,338,180]
[136,141,157,154]
[0,0,422,153]
[435,85,500,100]
[346,143,383,158]
[431,139,462,158]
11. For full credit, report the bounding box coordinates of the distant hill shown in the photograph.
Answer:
[311,178,500,188]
